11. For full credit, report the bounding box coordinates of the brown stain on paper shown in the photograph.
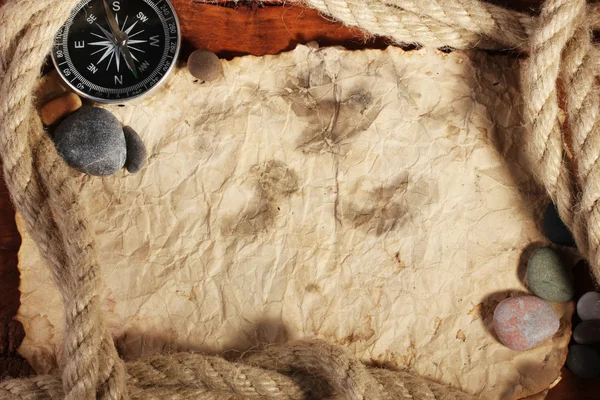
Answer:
[291,86,381,155]
[223,160,300,235]
[291,48,333,89]
[305,283,320,293]
[27,315,55,344]
[366,338,414,369]
[402,343,416,367]
[342,174,433,236]
[369,350,400,370]
[433,317,442,336]
[340,315,375,344]
[253,159,300,201]
[394,252,407,272]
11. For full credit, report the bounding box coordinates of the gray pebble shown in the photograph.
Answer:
[566,344,600,379]
[574,320,600,344]
[577,291,600,321]
[54,107,126,176]
[187,50,221,81]
[526,247,574,302]
[123,126,147,173]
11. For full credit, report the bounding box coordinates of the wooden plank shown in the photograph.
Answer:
[174,0,391,60]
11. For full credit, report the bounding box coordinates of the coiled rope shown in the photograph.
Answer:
[0,0,597,398]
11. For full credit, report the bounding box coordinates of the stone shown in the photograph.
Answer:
[187,50,221,81]
[573,320,600,344]
[526,247,574,303]
[543,202,576,247]
[577,291,600,321]
[40,92,82,126]
[123,126,147,173]
[54,107,126,176]
[565,344,600,379]
[572,260,598,299]
[493,296,560,351]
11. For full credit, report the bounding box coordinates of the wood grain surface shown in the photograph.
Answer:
[0,1,598,398]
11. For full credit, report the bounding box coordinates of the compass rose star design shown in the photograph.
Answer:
[89,14,147,73]
[51,0,180,102]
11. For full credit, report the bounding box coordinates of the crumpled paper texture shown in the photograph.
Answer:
[17,44,573,399]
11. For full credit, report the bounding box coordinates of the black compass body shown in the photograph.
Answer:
[52,0,180,103]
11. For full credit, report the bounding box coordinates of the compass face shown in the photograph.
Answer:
[51,0,180,103]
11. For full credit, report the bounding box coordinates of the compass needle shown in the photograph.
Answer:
[115,46,121,72]
[52,0,180,102]
[121,45,138,77]
[95,23,114,41]
[103,0,120,35]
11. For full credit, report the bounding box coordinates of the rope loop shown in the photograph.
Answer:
[0,0,598,399]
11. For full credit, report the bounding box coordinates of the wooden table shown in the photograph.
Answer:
[0,1,598,398]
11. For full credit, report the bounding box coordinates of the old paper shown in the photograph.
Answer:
[17,44,573,399]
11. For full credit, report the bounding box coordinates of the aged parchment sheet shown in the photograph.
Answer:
[17,44,573,399]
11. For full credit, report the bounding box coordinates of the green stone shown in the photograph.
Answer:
[526,247,574,303]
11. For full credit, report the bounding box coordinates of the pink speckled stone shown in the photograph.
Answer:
[493,296,560,351]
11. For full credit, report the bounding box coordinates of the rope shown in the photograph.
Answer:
[301,0,600,52]
[0,341,479,399]
[521,0,582,236]
[0,0,598,399]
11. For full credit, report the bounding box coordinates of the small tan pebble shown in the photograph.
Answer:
[187,49,221,81]
[34,70,67,107]
[40,92,82,126]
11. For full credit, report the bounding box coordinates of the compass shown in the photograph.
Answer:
[51,0,181,103]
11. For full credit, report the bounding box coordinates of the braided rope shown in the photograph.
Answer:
[0,0,598,399]
[301,0,600,51]
[521,0,582,234]
[560,9,600,286]
[0,340,478,400]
